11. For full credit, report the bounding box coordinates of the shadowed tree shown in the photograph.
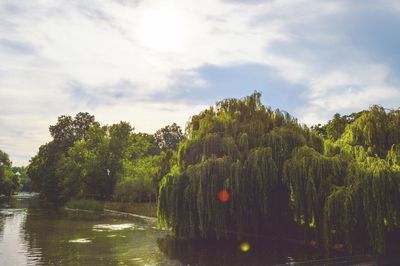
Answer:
[158,92,315,240]
[154,123,185,151]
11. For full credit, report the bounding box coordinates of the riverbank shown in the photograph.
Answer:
[104,201,157,218]
[0,193,173,265]
[64,199,157,219]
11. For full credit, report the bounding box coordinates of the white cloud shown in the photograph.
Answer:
[0,0,399,165]
[297,63,400,124]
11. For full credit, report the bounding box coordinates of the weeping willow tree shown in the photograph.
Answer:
[323,158,400,255]
[283,146,346,248]
[336,106,400,157]
[158,92,321,240]
[320,107,400,255]
[158,94,400,256]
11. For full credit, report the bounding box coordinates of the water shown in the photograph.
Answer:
[0,193,179,266]
[0,193,381,266]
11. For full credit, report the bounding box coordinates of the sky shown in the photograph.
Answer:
[1,0,400,166]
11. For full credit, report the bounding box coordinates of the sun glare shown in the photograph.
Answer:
[137,7,187,53]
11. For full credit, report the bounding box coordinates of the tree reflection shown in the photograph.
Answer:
[157,235,314,266]
[22,203,121,265]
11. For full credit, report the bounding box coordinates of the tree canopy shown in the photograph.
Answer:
[158,92,400,255]
[24,92,400,256]
[0,149,19,197]
[27,113,184,204]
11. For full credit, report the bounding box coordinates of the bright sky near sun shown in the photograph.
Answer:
[1,0,400,165]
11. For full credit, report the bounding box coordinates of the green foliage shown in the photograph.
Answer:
[323,158,400,255]
[49,112,98,147]
[312,112,363,141]
[283,146,346,246]
[338,106,400,157]
[129,133,159,160]
[320,106,400,255]
[158,92,312,240]
[158,95,400,256]
[325,113,349,141]
[114,155,163,202]
[0,150,19,197]
[25,94,400,256]
[65,199,104,211]
[28,112,98,202]
[28,111,179,206]
[12,166,30,191]
[155,123,185,150]
[57,122,133,201]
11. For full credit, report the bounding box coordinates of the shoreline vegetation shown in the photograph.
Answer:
[2,92,400,258]
[64,198,157,218]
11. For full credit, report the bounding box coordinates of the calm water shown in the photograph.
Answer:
[0,193,180,266]
[0,193,381,266]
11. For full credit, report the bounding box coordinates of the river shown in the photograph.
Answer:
[0,193,383,266]
[0,193,180,265]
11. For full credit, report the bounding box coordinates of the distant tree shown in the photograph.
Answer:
[73,112,98,140]
[311,124,327,138]
[49,115,75,146]
[0,150,11,167]
[0,149,19,197]
[28,112,97,202]
[129,133,159,160]
[27,142,63,202]
[12,166,30,192]
[154,123,185,151]
[56,122,134,201]
[105,122,133,198]
[325,113,348,141]
[49,112,97,147]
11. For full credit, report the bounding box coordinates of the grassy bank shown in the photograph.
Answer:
[104,201,157,218]
[64,199,157,218]
[65,199,104,211]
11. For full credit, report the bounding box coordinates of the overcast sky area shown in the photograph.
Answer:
[1,0,400,166]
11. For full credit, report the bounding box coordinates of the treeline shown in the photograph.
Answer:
[157,92,400,255]
[27,112,184,203]
[0,150,21,196]
[25,92,400,255]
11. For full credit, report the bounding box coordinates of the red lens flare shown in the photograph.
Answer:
[218,190,230,202]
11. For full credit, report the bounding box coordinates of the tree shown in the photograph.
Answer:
[325,113,348,140]
[154,123,185,150]
[157,94,400,256]
[0,150,12,168]
[128,133,159,160]
[158,92,311,240]
[12,166,30,192]
[28,142,63,202]
[0,150,19,197]
[28,112,97,202]
[49,112,97,147]
[55,122,134,201]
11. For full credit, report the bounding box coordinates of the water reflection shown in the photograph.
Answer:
[0,194,178,266]
[1,194,315,266]
[0,198,30,265]
[2,194,379,266]
[157,235,315,266]
[0,207,4,237]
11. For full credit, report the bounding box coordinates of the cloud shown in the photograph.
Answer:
[0,0,400,165]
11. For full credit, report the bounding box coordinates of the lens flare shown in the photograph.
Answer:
[240,242,250,252]
[218,190,230,202]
